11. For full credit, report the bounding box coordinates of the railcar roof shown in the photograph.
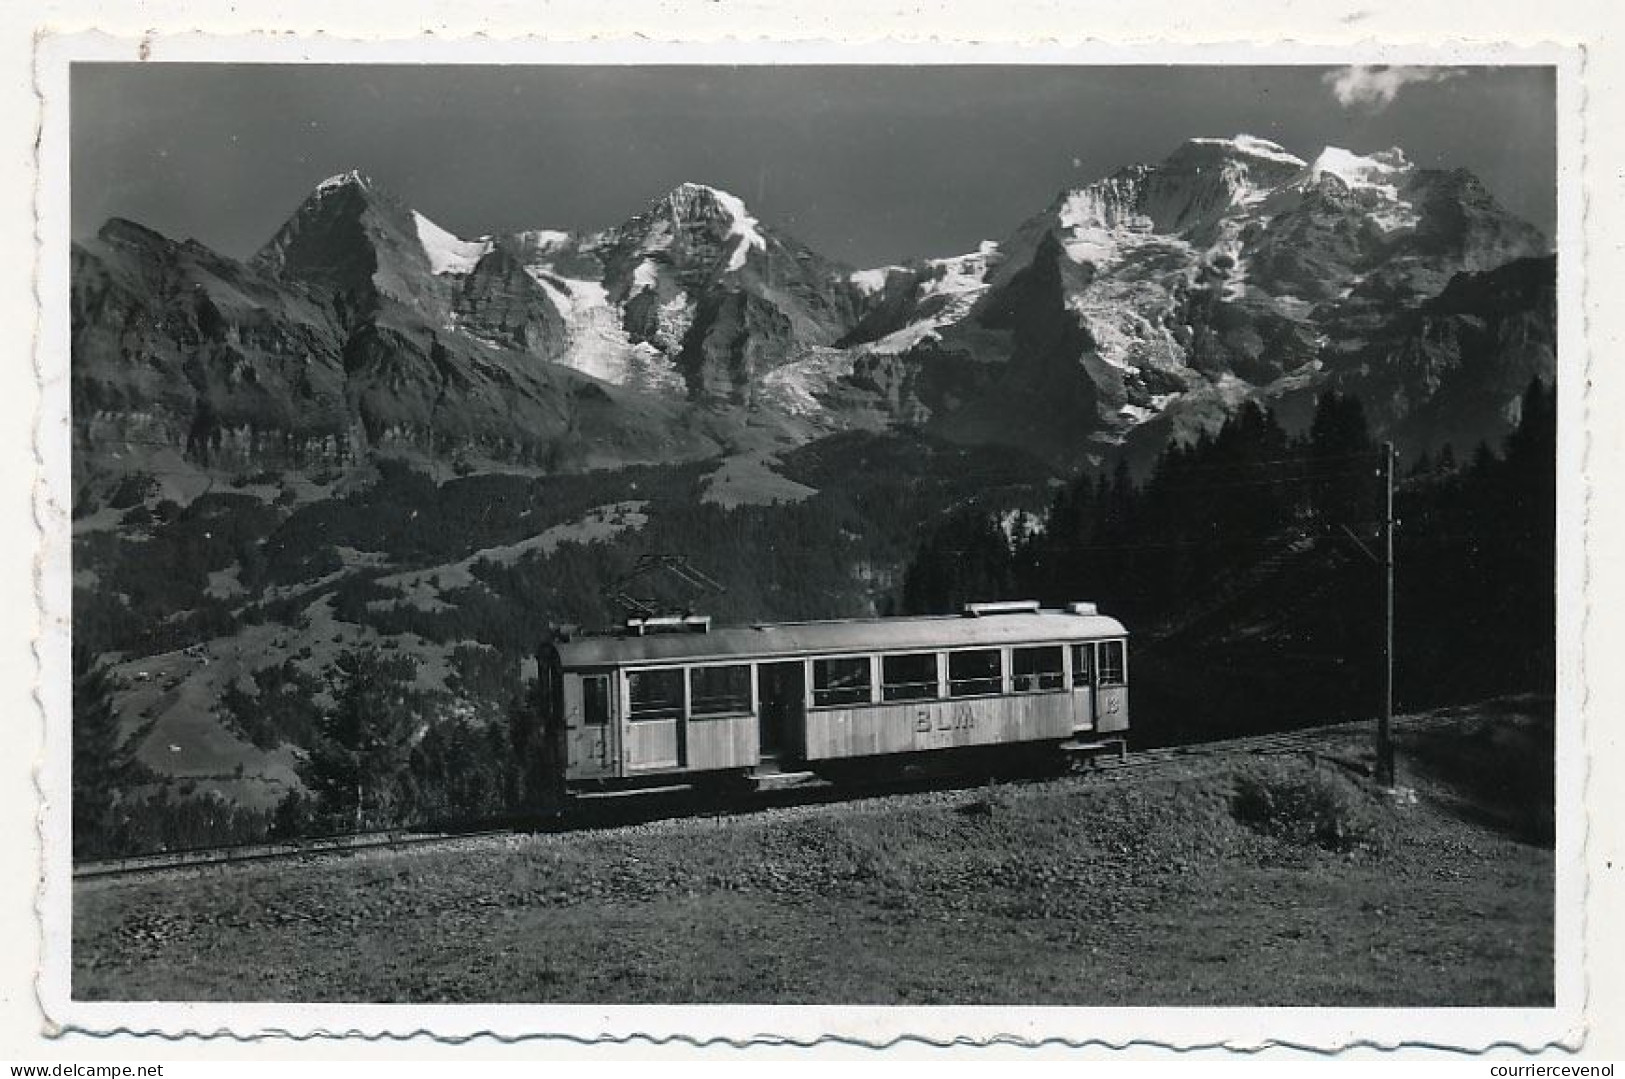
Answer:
[553,610,1128,668]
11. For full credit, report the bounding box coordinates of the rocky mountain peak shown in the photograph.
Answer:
[95,216,176,253]
[252,169,493,326]
[991,134,1323,289]
[662,181,755,222]
[1135,134,1309,236]
[608,181,771,280]
[254,170,413,278]
[271,169,416,241]
[1180,134,1307,166]
[311,168,376,198]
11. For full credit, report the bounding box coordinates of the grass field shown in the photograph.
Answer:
[72,701,1553,1005]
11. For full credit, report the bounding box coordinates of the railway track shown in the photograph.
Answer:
[72,826,521,880]
[1091,724,1363,774]
[72,711,1457,882]
[1092,708,1478,777]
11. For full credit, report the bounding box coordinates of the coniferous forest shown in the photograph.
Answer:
[901,380,1556,745]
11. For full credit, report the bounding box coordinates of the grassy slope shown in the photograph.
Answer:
[73,703,1553,1006]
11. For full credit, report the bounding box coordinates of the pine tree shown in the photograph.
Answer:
[301,649,423,831]
[507,674,548,810]
[72,647,141,859]
[1305,391,1378,524]
[898,506,1020,615]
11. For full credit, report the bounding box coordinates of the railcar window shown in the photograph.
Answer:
[583,675,610,726]
[948,649,1003,697]
[627,668,684,722]
[1012,646,1064,692]
[1098,640,1126,686]
[1071,643,1093,688]
[882,652,939,701]
[813,656,872,707]
[690,664,752,716]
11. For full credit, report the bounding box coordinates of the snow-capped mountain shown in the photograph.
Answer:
[70,137,1553,478]
[253,170,485,326]
[72,188,722,472]
[841,242,1002,355]
[572,181,867,401]
[844,135,1551,465]
[384,181,874,401]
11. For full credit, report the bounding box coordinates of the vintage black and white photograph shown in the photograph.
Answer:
[52,49,1570,1031]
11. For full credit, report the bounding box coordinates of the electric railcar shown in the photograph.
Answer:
[536,600,1129,796]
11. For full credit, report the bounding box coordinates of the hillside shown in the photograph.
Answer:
[73,700,1554,1006]
[72,432,1056,840]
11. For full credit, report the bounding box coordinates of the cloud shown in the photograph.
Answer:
[1323,65,1462,111]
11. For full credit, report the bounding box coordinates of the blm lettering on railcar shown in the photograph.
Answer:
[913,705,977,734]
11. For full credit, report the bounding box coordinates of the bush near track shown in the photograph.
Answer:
[72,700,1553,1006]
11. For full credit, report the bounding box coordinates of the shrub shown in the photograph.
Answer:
[1230,764,1392,854]
[221,661,323,751]
[957,780,1012,818]
[270,789,316,841]
[107,471,159,510]
[80,787,277,859]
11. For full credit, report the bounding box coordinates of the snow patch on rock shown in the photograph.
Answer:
[1304,146,1419,231]
[649,293,696,355]
[631,257,663,294]
[1308,146,1411,192]
[759,348,859,418]
[524,271,634,384]
[1188,134,1307,168]
[520,263,687,393]
[314,169,370,197]
[706,186,769,272]
[920,242,998,304]
[849,267,900,295]
[1055,179,1155,270]
[1063,235,1195,373]
[412,211,493,276]
[517,228,572,249]
[862,242,998,355]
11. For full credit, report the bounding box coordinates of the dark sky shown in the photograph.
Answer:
[71,64,1557,268]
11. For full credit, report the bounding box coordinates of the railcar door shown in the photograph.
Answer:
[757,661,805,766]
[1093,639,1129,733]
[624,667,686,771]
[1069,642,1095,730]
[567,671,618,780]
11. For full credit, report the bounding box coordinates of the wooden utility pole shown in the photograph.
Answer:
[1377,441,1396,788]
